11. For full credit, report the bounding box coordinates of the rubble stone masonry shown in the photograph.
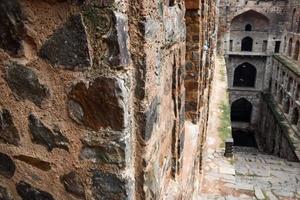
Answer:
[0,0,218,199]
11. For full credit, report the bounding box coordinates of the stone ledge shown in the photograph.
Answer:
[262,93,300,161]
[273,54,300,77]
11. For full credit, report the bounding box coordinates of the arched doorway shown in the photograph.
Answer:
[232,129,257,147]
[294,41,299,60]
[241,37,253,51]
[233,62,256,87]
[291,107,299,125]
[231,98,252,122]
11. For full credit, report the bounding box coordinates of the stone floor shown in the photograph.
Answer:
[200,147,300,200]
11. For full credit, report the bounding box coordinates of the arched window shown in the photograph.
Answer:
[291,107,299,125]
[294,40,299,60]
[283,98,290,114]
[291,9,296,31]
[296,84,300,100]
[288,38,293,57]
[241,37,253,51]
[287,77,293,92]
[233,62,257,87]
[278,89,283,104]
[231,98,252,122]
[245,24,252,31]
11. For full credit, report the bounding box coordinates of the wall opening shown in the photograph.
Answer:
[262,40,268,52]
[298,17,300,33]
[294,40,299,60]
[287,77,293,92]
[229,40,233,51]
[275,41,281,53]
[291,107,299,125]
[278,89,283,104]
[231,98,252,122]
[233,62,256,87]
[283,98,290,114]
[291,8,296,31]
[245,24,252,31]
[241,37,253,51]
[288,38,293,57]
[232,129,257,147]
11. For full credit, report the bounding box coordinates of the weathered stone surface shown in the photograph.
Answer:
[67,100,84,125]
[0,153,15,179]
[80,131,125,166]
[0,185,12,200]
[68,77,126,131]
[28,114,69,151]
[0,0,24,55]
[5,63,50,107]
[60,171,85,199]
[164,7,186,45]
[14,155,51,171]
[39,14,91,70]
[16,181,54,200]
[83,8,129,67]
[141,97,159,141]
[0,109,20,146]
[80,145,125,166]
[92,170,127,200]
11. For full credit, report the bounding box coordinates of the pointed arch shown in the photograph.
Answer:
[231,98,252,122]
[241,37,253,51]
[231,10,269,31]
[233,62,257,87]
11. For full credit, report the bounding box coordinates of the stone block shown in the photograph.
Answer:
[5,63,50,107]
[80,130,126,167]
[0,109,20,146]
[92,170,127,200]
[28,114,69,151]
[13,155,51,171]
[16,181,54,200]
[60,171,85,199]
[0,0,24,55]
[83,8,130,68]
[0,153,15,179]
[80,144,125,166]
[68,77,127,131]
[39,14,92,70]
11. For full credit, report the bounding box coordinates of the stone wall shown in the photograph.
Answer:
[219,0,300,161]
[0,0,219,199]
[185,0,218,189]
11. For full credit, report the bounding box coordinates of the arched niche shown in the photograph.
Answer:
[231,10,269,32]
[231,98,252,122]
[241,37,253,51]
[233,62,257,87]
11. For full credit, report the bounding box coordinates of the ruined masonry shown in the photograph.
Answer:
[0,0,217,199]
